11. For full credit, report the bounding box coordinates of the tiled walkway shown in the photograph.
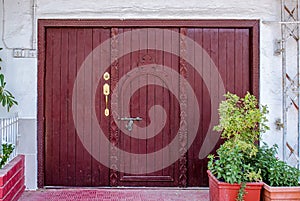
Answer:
[18,189,209,201]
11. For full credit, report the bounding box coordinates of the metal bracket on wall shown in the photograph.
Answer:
[274,39,283,55]
[275,118,284,130]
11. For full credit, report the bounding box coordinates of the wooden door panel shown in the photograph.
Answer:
[186,28,251,186]
[45,28,111,186]
[65,28,78,186]
[116,28,180,186]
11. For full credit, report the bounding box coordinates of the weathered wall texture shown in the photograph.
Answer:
[0,0,285,189]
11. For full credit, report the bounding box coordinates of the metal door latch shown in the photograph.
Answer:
[118,117,142,131]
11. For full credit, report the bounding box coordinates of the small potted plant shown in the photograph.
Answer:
[207,92,269,201]
[253,143,300,201]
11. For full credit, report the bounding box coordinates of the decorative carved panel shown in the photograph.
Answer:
[110,27,119,187]
[179,28,188,187]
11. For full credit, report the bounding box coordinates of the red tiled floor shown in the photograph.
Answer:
[18,189,209,201]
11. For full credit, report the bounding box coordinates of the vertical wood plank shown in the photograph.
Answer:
[218,29,227,95]
[186,27,198,186]
[139,28,148,176]
[146,28,155,180]
[201,28,214,186]
[128,28,140,179]
[67,28,77,186]
[75,28,86,186]
[242,29,250,94]
[194,28,205,186]
[91,28,100,186]
[234,29,244,96]
[171,28,180,186]
[163,28,172,180]
[51,28,62,185]
[45,28,54,185]
[155,28,164,179]
[83,28,93,185]
[226,30,235,93]
[99,28,111,186]
[59,28,69,185]
[119,28,132,182]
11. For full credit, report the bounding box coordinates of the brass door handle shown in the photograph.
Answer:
[103,83,110,96]
[102,72,110,116]
[103,83,110,116]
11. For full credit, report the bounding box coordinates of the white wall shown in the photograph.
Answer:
[0,0,286,189]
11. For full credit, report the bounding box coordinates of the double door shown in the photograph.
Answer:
[43,25,253,187]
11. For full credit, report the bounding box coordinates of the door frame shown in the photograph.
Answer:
[37,19,259,188]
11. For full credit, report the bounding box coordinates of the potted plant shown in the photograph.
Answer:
[207,92,269,201]
[253,143,300,201]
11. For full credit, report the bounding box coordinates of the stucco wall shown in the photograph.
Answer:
[0,0,285,189]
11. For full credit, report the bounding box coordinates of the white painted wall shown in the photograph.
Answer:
[0,0,288,189]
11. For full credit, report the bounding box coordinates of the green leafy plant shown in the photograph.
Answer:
[237,182,247,201]
[0,143,14,169]
[207,140,262,184]
[213,92,269,143]
[253,143,300,187]
[208,92,269,201]
[0,48,18,111]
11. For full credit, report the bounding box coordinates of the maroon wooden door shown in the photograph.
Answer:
[111,28,181,187]
[41,20,258,187]
[185,28,252,186]
[44,27,112,186]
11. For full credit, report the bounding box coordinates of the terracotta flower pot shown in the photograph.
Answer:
[263,183,300,201]
[207,170,263,201]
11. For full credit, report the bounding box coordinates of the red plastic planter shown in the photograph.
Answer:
[207,170,263,201]
[263,183,300,201]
